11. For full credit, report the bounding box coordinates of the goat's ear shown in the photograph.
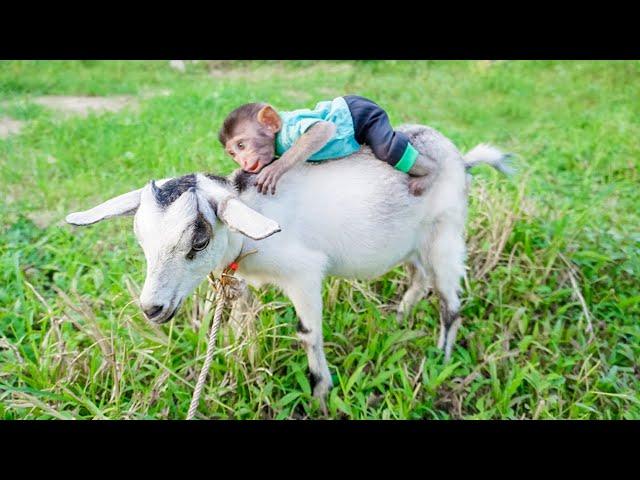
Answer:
[66,188,143,226]
[196,173,281,240]
[66,178,174,226]
[217,197,281,240]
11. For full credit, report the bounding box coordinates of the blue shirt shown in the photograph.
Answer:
[274,96,362,161]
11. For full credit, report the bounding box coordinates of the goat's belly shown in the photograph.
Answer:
[323,234,417,279]
[327,257,407,279]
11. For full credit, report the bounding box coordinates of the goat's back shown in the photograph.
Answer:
[233,125,467,279]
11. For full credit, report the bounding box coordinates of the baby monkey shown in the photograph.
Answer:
[218,95,437,196]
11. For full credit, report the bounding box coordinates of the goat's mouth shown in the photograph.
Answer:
[148,298,183,324]
[153,306,178,324]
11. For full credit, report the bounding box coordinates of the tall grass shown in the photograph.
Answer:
[0,60,638,419]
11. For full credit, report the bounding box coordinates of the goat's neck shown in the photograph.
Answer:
[219,230,244,269]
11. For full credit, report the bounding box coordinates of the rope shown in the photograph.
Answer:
[186,275,227,420]
[186,249,257,420]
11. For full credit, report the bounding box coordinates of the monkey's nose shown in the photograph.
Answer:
[143,305,164,320]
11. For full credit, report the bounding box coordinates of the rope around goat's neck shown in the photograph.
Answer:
[186,274,226,420]
[186,249,257,420]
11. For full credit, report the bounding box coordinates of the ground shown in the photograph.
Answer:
[0,60,638,419]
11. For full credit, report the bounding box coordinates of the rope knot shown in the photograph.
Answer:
[210,273,244,302]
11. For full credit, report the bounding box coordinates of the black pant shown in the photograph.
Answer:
[344,95,411,168]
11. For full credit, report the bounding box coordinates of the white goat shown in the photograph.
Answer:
[66,124,510,409]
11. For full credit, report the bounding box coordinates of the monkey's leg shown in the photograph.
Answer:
[406,151,439,177]
[406,150,441,196]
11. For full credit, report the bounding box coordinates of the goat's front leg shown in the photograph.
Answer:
[282,277,332,414]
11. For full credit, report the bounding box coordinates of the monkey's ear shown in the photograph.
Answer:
[257,105,282,133]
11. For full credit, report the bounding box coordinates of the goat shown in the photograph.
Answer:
[66,124,510,410]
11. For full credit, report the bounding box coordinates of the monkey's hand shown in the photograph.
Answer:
[255,121,337,195]
[255,161,288,195]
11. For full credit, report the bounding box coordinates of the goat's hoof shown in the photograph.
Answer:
[437,317,461,362]
[313,382,332,400]
[437,328,446,350]
[312,379,332,416]
[311,392,329,417]
[318,398,329,417]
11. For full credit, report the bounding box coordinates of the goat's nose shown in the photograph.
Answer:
[143,305,164,320]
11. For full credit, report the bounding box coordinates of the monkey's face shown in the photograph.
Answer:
[225,120,277,173]
[220,104,283,174]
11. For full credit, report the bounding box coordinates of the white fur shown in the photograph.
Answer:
[464,143,514,175]
[66,125,510,407]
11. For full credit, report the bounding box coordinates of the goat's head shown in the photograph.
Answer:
[66,173,280,324]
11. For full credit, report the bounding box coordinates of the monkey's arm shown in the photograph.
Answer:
[255,121,337,194]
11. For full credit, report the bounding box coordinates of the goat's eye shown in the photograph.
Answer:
[192,237,210,252]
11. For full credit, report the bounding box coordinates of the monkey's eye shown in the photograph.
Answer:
[237,142,245,150]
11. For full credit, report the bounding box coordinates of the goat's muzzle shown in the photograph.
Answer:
[141,301,179,324]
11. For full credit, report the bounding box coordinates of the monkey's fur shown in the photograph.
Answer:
[219,103,439,196]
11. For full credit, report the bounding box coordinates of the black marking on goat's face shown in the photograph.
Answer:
[154,174,197,207]
[152,173,230,208]
[186,212,213,260]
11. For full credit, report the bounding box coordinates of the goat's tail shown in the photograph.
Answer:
[463,143,514,175]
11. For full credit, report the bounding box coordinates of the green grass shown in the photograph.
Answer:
[0,60,638,419]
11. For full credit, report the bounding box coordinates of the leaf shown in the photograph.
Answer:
[294,367,311,395]
[276,391,301,409]
[345,362,368,393]
[331,394,352,417]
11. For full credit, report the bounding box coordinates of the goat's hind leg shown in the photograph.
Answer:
[426,217,466,361]
[396,260,432,324]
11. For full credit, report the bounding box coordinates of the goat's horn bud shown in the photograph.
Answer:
[150,180,162,204]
